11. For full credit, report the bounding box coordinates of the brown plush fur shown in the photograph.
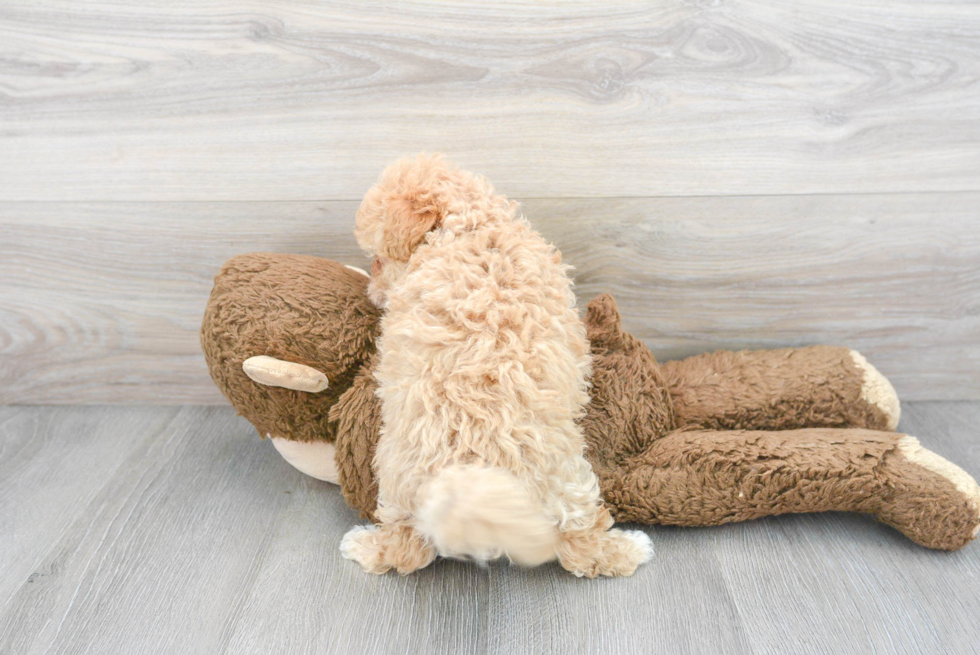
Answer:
[661,347,892,432]
[597,429,980,550]
[202,265,980,552]
[201,254,379,443]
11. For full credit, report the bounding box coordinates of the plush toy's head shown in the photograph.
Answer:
[201,253,380,443]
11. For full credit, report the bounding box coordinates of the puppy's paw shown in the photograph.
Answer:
[340,525,390,574]
[559,527,654,578]
[588,528,653,577]
[621,529,654,565]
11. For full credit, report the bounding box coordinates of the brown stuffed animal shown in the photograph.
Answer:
[201,253,980,551]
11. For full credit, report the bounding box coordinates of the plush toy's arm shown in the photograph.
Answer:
[596,427,980,551]
[660,346,900,433]
[330,356,383,521]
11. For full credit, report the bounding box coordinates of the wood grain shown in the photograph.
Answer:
[715,401,980,654]
[0,407,301,654]
[0,404,978,653]
[0,201,368,404]
[1,1,979,201]
[3,194,979,404]
[486,531,753,654]
[0,406,180,605]
[0,405,489,655]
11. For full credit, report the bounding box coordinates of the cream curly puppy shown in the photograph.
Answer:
[341,155,653,577]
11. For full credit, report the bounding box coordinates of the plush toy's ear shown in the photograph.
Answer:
[380,191,443,261]
[586,293,627,352]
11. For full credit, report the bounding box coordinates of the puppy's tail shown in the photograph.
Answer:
[415,464,559,566]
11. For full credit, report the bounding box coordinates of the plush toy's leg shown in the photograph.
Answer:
[269,436,339,484]
[598,428,980,550]
[330,367,384,520]
[660,346,900,432]
[340,523,436,575]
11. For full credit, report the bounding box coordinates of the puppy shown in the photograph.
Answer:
[341,155,652,577]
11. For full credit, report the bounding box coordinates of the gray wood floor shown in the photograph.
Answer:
[2,403,978,654]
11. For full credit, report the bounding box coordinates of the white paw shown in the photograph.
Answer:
[622,529,654,564]
[340,525,377,562]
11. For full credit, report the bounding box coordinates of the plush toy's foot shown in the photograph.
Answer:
[557,509,653,579]
[340,524,436,575]
[876,436,980,550]
[849,350,901,431]
[269,437,339,484]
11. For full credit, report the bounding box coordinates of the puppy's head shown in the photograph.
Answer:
[355,154,465,306]
[354,154,459,260]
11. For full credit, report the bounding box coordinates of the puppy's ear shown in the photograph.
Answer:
[380,191,443,261]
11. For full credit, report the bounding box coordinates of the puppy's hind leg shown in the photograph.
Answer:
[557,499,653,578]
[341,522,436,575]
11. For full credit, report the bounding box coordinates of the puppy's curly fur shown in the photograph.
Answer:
[341,155,653,577]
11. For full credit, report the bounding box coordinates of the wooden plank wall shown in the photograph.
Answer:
[1,1,978,403]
